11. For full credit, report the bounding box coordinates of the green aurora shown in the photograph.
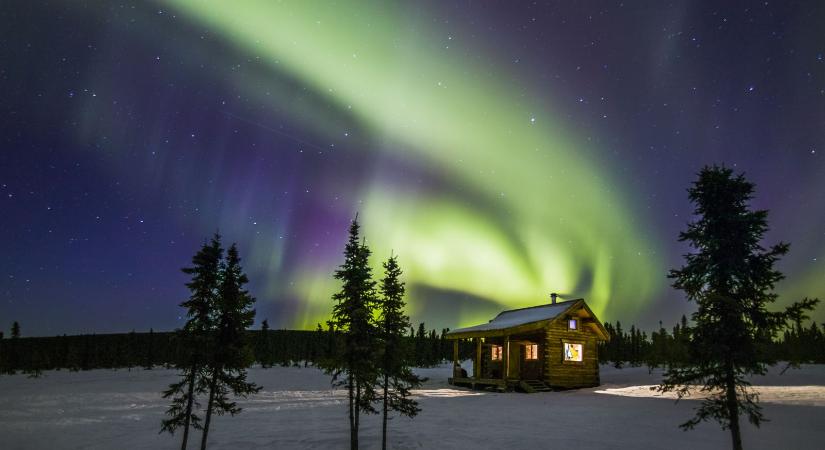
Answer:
[164,0,665,329]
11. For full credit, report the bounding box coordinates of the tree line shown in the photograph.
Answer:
[598,315,825,369]
[8,311,824,379]
[0,324,464,376]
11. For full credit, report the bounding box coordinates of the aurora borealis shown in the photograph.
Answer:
[2,1,823,335]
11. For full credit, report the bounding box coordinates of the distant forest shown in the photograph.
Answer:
[2,315,823,376]
[0,323,465,376]
[600,316,825,369]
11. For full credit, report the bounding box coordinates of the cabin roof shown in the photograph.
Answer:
[445,298,610,340]
[446,299,580,335]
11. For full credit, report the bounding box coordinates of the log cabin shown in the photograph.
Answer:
[446,295,609,392]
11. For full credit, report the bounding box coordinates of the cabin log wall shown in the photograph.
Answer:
[544,319,600,388]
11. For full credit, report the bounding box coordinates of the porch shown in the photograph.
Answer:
[447,333,547,392]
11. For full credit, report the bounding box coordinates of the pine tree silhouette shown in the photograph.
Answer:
[258,319,271,368]
[161,235,222,450]
[415,323,427,366]
[326,217,379,450]
[659,166,819,450]
[200,243,260,450]
[377,254,422,450]
[144,328,155,370]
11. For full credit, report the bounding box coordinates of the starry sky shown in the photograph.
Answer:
[2,1,823,336]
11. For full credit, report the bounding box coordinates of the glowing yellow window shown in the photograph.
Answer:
[564,343,583,362]
[491,345,502,361]
[525,344,538,360]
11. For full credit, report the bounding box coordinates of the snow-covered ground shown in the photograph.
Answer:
[1,363,823,449]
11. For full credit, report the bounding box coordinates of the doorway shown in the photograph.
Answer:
[507,342,521,379]
[521,343,542,380]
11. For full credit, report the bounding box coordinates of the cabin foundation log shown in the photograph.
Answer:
[450,377,512,392]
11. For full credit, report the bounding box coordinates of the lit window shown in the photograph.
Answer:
[568,319,577,330]
[491,345,502,361]
[525,344,538,360]
[563,343,583,362]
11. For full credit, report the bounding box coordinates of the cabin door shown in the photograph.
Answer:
[521,345,543,380]
[507,342,520,379]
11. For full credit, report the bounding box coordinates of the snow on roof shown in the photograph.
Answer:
[447,300,580,335]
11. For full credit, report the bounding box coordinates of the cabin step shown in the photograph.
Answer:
[519,380,552,393]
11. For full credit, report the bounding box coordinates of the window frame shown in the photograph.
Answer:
[562,341,584,364]
[491,345,503,361]
[524,343,539,360]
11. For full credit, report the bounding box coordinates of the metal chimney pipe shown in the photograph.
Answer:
[551,293,557,304]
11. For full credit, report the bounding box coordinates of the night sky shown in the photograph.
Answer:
[2,1,823,336]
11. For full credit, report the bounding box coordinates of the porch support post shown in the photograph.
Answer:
[504,335,510,380]
[452,340,459,376]
[474,337,482,379]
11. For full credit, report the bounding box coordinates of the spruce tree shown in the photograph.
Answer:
[328,217,378,450]
[259,319,271,368]
[145,328,155,370]
[377,255,422,450]
[324,321,338,366]
[671,315,691,366]
[312,323,325,365]
[612,321,624,368]
[415,323,427,366]
[161,235,222,450]
[659,166,818,450]
[200,243,260,450]
[427,330,438,366]
[126,330,137,371]
[11,321,20,339]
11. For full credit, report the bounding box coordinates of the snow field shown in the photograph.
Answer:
[0,363,823,449]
